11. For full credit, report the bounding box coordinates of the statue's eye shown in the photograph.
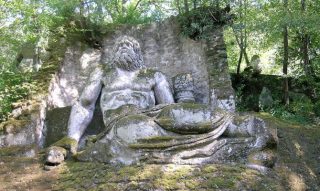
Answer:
[125,42,132,48]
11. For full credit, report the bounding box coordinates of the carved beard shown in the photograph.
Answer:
[114,47,143,71]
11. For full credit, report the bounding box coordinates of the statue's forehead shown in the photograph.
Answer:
[115,37,139,47]
[118,39,134,45]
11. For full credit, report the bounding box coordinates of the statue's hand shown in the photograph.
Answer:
[44,137,78,169]
[45,146,67,169]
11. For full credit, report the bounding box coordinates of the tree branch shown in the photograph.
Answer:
[133,0,143,11]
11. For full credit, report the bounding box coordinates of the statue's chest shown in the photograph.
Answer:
[103,75,155,91]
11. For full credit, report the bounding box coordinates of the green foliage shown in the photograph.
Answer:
[112,2,153,25]
[235,83,259,112]
[232,73,316,125]
[0,0,170,121]
[314,101,320,117]
[178,6,229,39]
[269,103,312,125]
[224,27,240,73]
[294,75,320,101]
[0,71,33,121]
[269,90,315,125]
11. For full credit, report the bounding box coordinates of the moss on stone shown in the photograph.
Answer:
[129,142,169,149]
[0,145,35,157]
[52,137,78,154]
[154,117,174,127]
[103,105,140,121]
[137,68,156,78]
[2,110,320,190]
[0,119,30,134]
[137,135,175,143]
[206,177,236,189]
[156,117,212,134]
[114,114,150,129]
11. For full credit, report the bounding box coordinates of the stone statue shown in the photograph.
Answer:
[46,36,276,170]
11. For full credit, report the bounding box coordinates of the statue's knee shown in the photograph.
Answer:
[155,103,213,134]
[115,114,166,144]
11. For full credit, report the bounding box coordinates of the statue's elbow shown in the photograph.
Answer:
[80,97,94,108]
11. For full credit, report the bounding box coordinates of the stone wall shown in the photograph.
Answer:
[47,45,101,108]
[47,18,235,111]
[102,19,210,104]
[205,28,235,111]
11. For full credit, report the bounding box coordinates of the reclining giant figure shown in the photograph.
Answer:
[46,36,276,168]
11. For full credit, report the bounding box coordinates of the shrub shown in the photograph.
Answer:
[0,71,32,121]
[314,101,320,117]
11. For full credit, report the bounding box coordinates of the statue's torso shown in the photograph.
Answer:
[100,69,157,111]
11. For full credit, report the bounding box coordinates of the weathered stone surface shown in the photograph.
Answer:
[249,55,262,74]
[17,43,44,72]
[52,137,78,155]
[2,113,319,191]
[0,119,35,148]
[155,103,213,134]
[43,107,70,147]
[65,36,239,165]
[76,112,278,167]
[45,146,67,164]
[43,35,275,168]
[47,46,101,108]
[0,145,37,158]
[173,73,195,103]
[0,98,47,151]
[248,150,277,168]
[43,104,104,148]
[46,18,234,112]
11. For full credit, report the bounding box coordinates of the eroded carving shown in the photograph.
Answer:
[45,36,277,170]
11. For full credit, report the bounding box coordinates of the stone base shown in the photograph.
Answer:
[76,113,277,168]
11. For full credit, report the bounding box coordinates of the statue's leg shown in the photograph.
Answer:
[113,114,169,144]
[154,103,225,134]
[225,115,277,170]
[76,113,172,164]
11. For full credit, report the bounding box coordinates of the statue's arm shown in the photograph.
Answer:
[154,72,175,104]
[67,66,104,142]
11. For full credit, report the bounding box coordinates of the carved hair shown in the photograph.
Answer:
[113,36,144,71]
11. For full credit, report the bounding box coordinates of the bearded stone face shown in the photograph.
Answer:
[113,36,144,71]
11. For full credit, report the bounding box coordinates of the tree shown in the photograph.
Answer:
[184,0,189,13]
[300,0,312,76]
[232,0,250,75]
[283,0,289,105]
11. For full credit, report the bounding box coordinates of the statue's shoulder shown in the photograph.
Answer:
[95,65,115,77]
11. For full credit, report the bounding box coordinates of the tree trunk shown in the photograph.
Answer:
[237,50,243,75]
[283,0,289,105]
[301,0,312,75]
[283,25,289,105]
[302,34,311,75]
[193,0,197,9]
[243,0,250,66]
[243,49,250,65]
[232,0,250,74]
[184,0,189,13]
